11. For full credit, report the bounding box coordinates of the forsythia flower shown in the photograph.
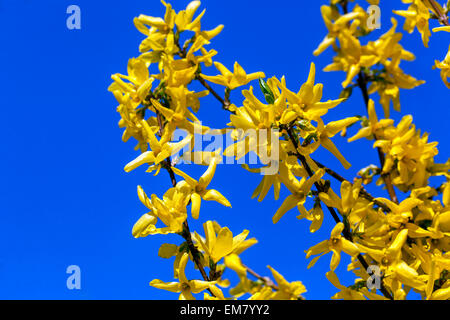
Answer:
[433,45,450,88]
[201,61,265,89]
[393,0,432,47]
[273,169,325,223]
[306,222,360,271]
[348,99,394,142]
[358,229,427,291]
[171,156,232,219]
[150,253,224,300]
[193,221,257,263]
[266,266,307,300]
[114,0,450,301]
[132,185,189,236]
[124,119,193,173]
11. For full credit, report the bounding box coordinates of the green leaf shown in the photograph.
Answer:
[349,280,366,291]
[178,241,189,253]
[259,78,275,104]
[339,86,353,99]
[304,132,318,145]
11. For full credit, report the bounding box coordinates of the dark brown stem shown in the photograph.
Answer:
[196,75,233,112]
[356,71,399,204]
[341,0,348,14]
[313,159,391,212]
[425,0,450,25]
[155,109,213,294]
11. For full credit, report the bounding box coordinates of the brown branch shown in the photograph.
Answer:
[174,31,233,114]
[196,75,233,112]
[155,108,214,295]
[425,0,450,26]
[356,71,399,204]
[243,264,278,290]
[243,264,306,300]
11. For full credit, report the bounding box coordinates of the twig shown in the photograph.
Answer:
[243,264,306,300]
[196,75,233,112]
[243,264,278,290]
[425,0,450,26]
[356,71,399,204]
[155,108,214,294]
[312,159,391,212]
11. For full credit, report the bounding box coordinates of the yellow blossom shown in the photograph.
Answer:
[201,61,265,89]
[306,222,360,271]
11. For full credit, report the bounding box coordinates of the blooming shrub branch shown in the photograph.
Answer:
[110,0,450,300]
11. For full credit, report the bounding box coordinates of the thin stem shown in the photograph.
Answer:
[356,71,399,204]
[313,159,391,212]
[196,75,233,112]
[425,0,450,26]
[243,264,306,300]
[243,264,278,290]
[155,109,214,294]
[174,32,233,113]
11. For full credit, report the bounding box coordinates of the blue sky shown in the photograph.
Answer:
[0,0,449,299]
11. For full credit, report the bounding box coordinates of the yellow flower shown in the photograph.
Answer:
[393,0,432,47]
[316,117,360,169]
[314,4,369,56]
[298,199,324,233]
[267,266,307,300]
[375,197,422,228]
[358,229,427,291]
[124,119,192,172]
[348,99,394,142]
[132,185,189,236]
[200,61,265,89]
[326,271,366,300]
[279,63,345,122]
[151,98,209,135]
[433,45,450,88]
[273,169,325,224]
[319,179,363,216]
[109,58,154,104]
[171,156,231,219]
[173,1,203,32]
[372,115,438,189]
[323,29,378,88]
[193,221,257,263]
[150,253,224,300]
[306,222,360,271]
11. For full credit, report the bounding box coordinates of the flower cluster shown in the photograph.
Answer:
[111,0,450,300]
[110,0,307,300]
[394,0,450,88]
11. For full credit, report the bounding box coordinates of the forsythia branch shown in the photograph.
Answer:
[356,71,399,204]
